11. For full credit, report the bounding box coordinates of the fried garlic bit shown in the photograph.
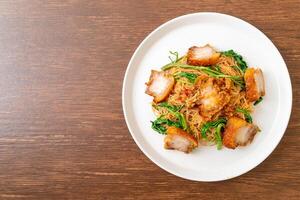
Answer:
[223,117,258,149]
[187,44,220,66]
[145,70,175,103]
[164,127,198,153]
[244,68,265,102]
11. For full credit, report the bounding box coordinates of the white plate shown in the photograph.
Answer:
[122,12,292,181]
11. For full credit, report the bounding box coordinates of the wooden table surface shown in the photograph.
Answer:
[0,0,299,199]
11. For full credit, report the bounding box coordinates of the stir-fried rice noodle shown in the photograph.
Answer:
[152,54,252,145]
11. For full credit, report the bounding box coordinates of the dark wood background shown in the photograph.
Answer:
[0,0,299,199]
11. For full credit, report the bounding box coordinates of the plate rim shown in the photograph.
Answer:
[122,12,293,181]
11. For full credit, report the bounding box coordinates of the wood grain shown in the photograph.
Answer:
[0,0,299,199]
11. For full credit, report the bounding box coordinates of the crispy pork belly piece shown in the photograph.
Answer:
[200,83,218,111]
[164,127,198,153]
[145,70,175,103]
[244,68,265,102]
[197,78,230,118]
[223,117,258,149]
[187,44,220,66]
